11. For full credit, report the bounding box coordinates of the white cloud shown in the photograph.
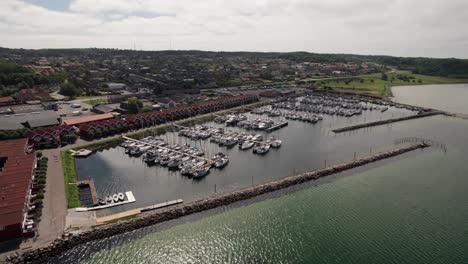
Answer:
[0,0,467,58]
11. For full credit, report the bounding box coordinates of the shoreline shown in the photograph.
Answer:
[7,142,428,263]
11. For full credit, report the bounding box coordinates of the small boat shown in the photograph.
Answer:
[117,192,125,201]
[214,157,229,168]
[239,141,254,150]
[98,198,106,205]
[192,166,210,179]
[253,144,270,155]
[168,159,182,170]
[106,196,113,204]
[112,194,119,203]
[271,140,282,148]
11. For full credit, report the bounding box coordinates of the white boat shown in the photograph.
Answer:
[112,194,119,203]
[239,141,254,150]
[117,192,125,201]
[271,140,282,148]
[214,157,229,168]
[253,144,270,155]
[192,166,210,179]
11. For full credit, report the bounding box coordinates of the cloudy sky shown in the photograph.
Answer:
[1,0,467,58]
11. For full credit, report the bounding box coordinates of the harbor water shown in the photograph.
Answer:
[60,85,468,263]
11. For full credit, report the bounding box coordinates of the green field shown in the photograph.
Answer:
[317,71,468,96]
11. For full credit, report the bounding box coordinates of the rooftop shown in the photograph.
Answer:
[0,138,35,227]
[63,113,114,126]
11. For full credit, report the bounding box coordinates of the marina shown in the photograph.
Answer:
[72,92,419,217]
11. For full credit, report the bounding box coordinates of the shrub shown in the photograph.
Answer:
[36,192,44,200]
[36,151,43,158]
[34,199,43,206]
[38,178,46,185]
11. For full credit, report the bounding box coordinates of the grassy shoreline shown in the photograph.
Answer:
[316,71,468,97]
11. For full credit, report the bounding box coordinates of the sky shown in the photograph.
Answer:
[1,0,468,58]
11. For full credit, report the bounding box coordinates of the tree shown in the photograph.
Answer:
[59,82,82,98]
[127,97,143,114]
[381,73,388,81]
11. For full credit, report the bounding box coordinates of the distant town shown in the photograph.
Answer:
[1,48,467,263]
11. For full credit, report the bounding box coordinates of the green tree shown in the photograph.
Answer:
[381,73,388,81]
[127,97,143,114]
[59,82,81,98]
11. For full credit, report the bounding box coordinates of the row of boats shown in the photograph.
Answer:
[271,94,394,117]
[215,114,287,131]
[121,137,228,179]
[98,192,126,205]
[178,125,282,154]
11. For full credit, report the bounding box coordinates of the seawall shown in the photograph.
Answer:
[7,143,428,263]
[332,111,442,133]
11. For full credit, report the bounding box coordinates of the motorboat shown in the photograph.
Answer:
[253,144,270,154]
[214,157,229,168]
[117,192,125,201]
[239,141,254,150]
[192,166,210,179]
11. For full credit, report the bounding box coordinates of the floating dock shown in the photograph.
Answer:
[75,191,136,212]
[266,121,288,132]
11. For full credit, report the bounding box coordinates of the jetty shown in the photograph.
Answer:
[8,142,429,264]
[266,121,288,132]
[140,199,184,212]
[332,111,442,133]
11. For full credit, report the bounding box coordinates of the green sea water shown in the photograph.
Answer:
[57,116,468,264]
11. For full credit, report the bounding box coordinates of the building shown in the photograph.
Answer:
[0,111,61,131]
[0,138,36,242]
[63,113,114,126]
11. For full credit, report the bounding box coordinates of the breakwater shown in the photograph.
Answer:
[7,143,428,264]
[332,111,442,133]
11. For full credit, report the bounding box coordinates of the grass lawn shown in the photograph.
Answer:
[61,150,80,208]
[317,71,468,96]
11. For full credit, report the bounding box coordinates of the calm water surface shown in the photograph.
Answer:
[392,83,468,114]
[62,87,468,263]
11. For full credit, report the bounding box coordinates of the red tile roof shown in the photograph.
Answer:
[0,138,35,227]
[63,113,114,126]
[0,96,15,103]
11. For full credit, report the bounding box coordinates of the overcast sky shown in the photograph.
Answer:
[1,0,467,58]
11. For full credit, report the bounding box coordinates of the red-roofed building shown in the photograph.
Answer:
[63,113,114,126]
[0,138,36,242]
[0,96,15,106]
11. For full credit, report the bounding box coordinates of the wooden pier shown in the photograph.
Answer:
[266,121,289,132]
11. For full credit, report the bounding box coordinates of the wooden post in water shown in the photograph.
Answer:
[354,152,357,160]
[214,184,217,193]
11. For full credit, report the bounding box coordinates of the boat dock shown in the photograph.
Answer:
[76,179,98,206]
[123,136,214,166]
[95,199,184,223]
[75,191,136,212]
[266,121,288,132]
[140,199,184,212]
